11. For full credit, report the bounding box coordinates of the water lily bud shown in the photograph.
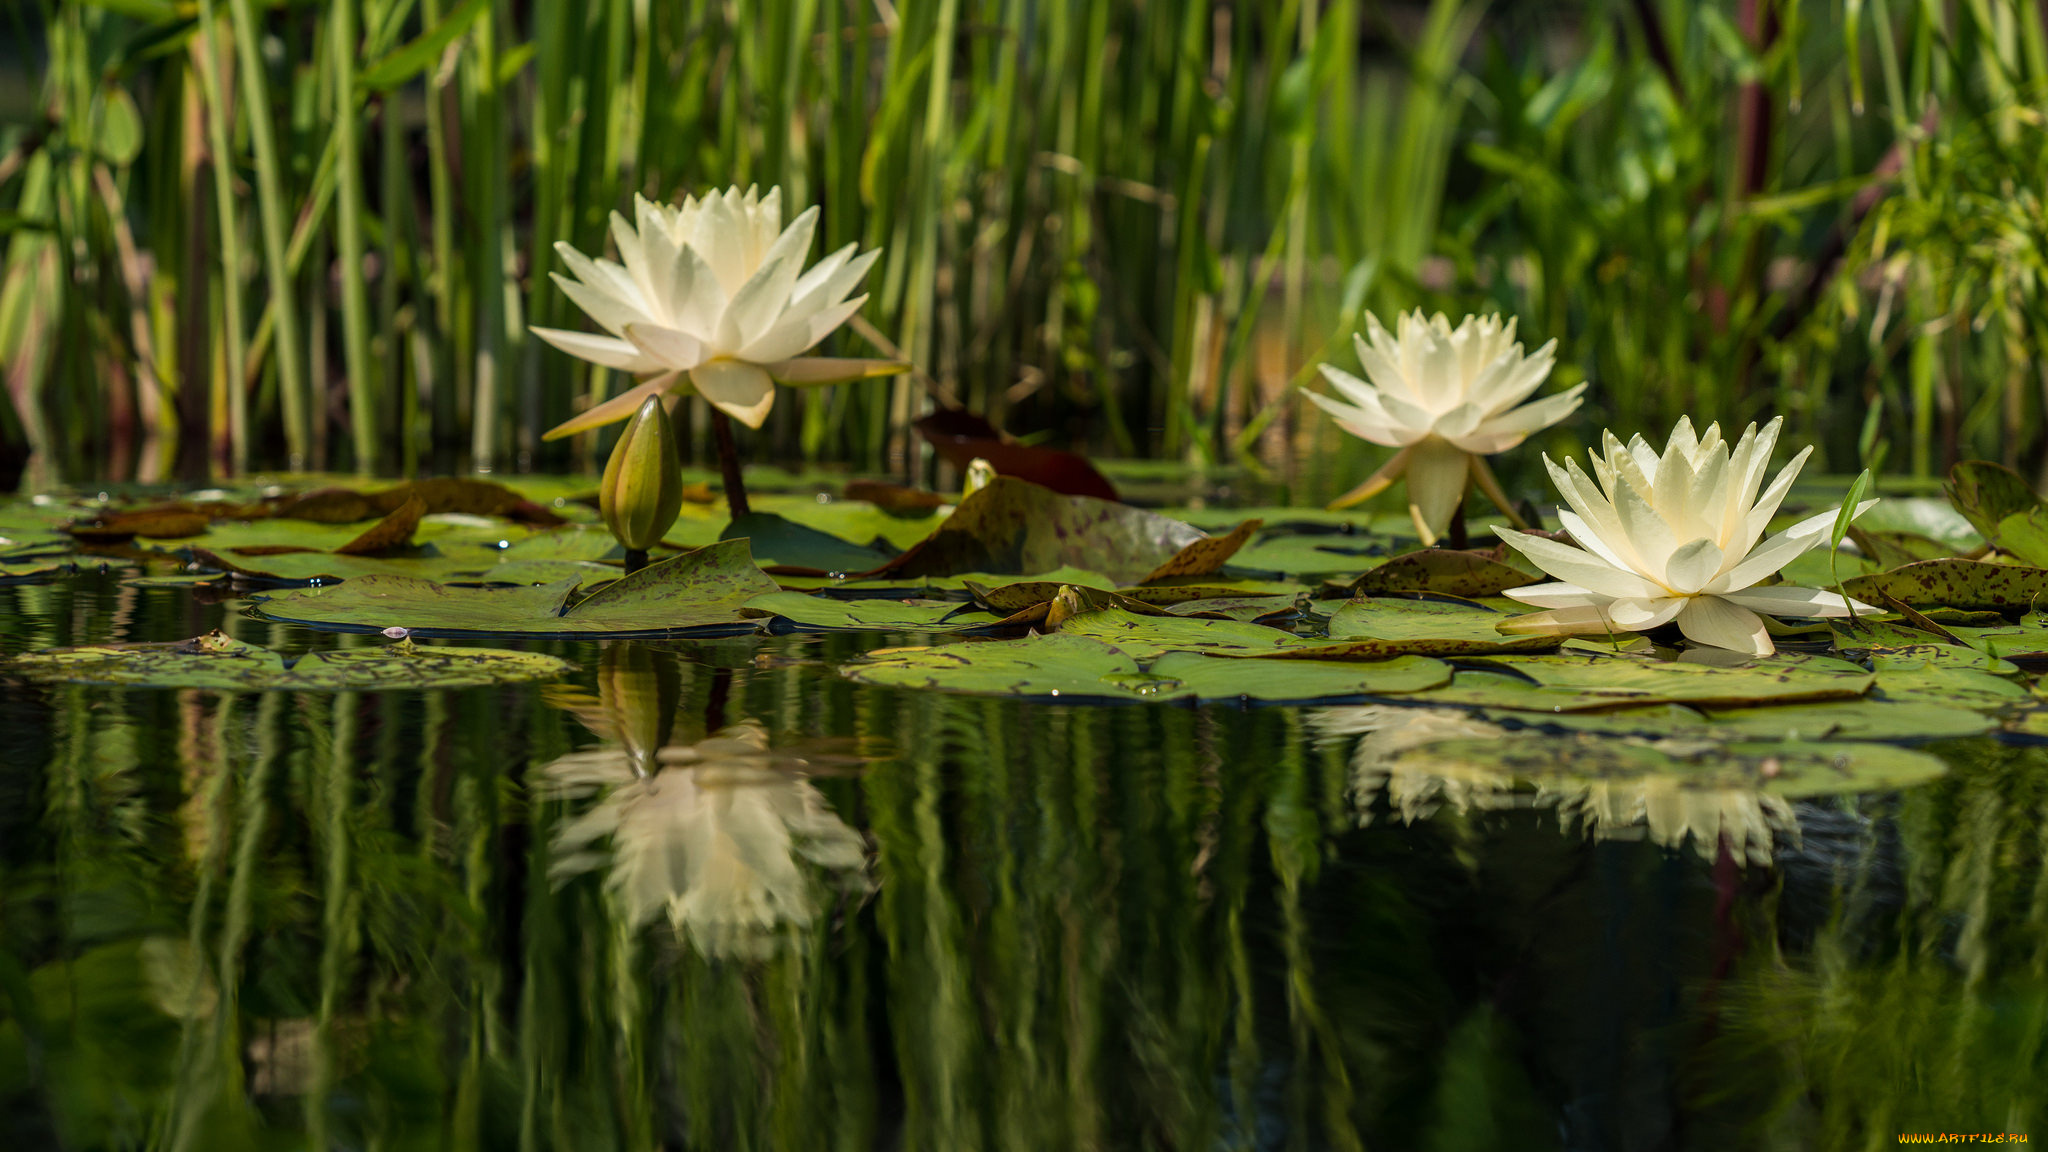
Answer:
[963,457,997,500]
[600,396,685,552]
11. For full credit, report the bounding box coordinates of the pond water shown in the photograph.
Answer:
[2,567,2044,1150]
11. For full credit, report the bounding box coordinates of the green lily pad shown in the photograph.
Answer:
[743,590,1003,633]
[1058,605,1556,661]
[472,559,620,588]
[1225,533,1396,578]
[1118,577,1308,605]
[1846,526,1956,569]
[1853,495,1980,549]
[1327,596,1559,654]
[0,560,70,582]
[6,631,573,691]
[1135,650,1449,701]
[1841,558,2048,611]
[840,632,1449,702]
[252,539,777,637]
[1163,595,1305,622]
[499,523,619,562]
[1867,658,2032,713]
[843,633,1146,699]
[1440,651,1874,711]
[866,477,1248,585]
[721,511,895,574]
[1346,548,1540,597]
[1946,461,2040,540]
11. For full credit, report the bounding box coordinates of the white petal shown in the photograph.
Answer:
[1430,401,1486,442]
[1302,388,1416,447]
[621,323,706,372]
[1735,445,1815,555]
[530,326,666,373]
[690,359,777,429]
[1317,363,1385,410]
[1663,537,1725,595]
[1611,472,1679,581]
[690,192,750,296]
[1702,503,1867,594]
[670,244,727,344]
[791,246,879,314]
[1447,384,1584,454]
[1496,604,1622,636]
[1676,596,1774,656]
[1502,581,1603,609]
[1718,584,1874,618]
[767,357,910,386]
[1492,527,1668,600]
[1607,596,1688,630]
[719,206,820,350]
[550,272,654,340]
[1404,437,1471,545]
[1555,508,1639,575]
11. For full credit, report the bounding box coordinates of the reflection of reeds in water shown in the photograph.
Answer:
[542,717,869,959]
[1315,704,1796,864]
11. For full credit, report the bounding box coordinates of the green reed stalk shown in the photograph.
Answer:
[225,0,311,469]
[331,0,377,473]
[468,0,507,472]
[189,5,251,475]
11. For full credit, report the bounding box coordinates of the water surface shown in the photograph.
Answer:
[2,570,2042,1150]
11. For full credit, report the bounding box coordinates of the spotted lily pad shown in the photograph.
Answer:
[1842,559,2048,611]
[252,539,777,637]
[6,631,572,691]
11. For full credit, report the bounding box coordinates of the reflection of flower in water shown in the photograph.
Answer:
[1547,775,1794,867]
[543,719,869,959]
[1314,705,1797,863]
[1314,705,1520,826]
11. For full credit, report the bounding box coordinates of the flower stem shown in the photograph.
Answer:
[710,410,752,520]
[623,548,649,575]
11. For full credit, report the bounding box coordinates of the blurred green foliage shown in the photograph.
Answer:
[0,0,2043,500]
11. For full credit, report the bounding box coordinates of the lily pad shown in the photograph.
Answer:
[1117,578,1307,605]
[1842,559,2048,611]
[743,590,1003,634]
[0,560,70,583]
[1946,460,2039,540]
[6,631,572,691]
[867,477,1245,585]
[1134,650,1449,702]
[1163,595,1305,623]
[1346,548,1540,597]
[1432,651,1874,712]
[1326,596,1559,654]
[844,633,1147,699]
[252,539,777,637]
[840,632,1449,702]
[721,511,895,574]
[1057,605,1548,661]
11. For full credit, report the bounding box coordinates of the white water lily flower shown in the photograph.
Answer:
[1493,416,1879,657]
[534,185,905,437]
[1305,311,1584,543]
